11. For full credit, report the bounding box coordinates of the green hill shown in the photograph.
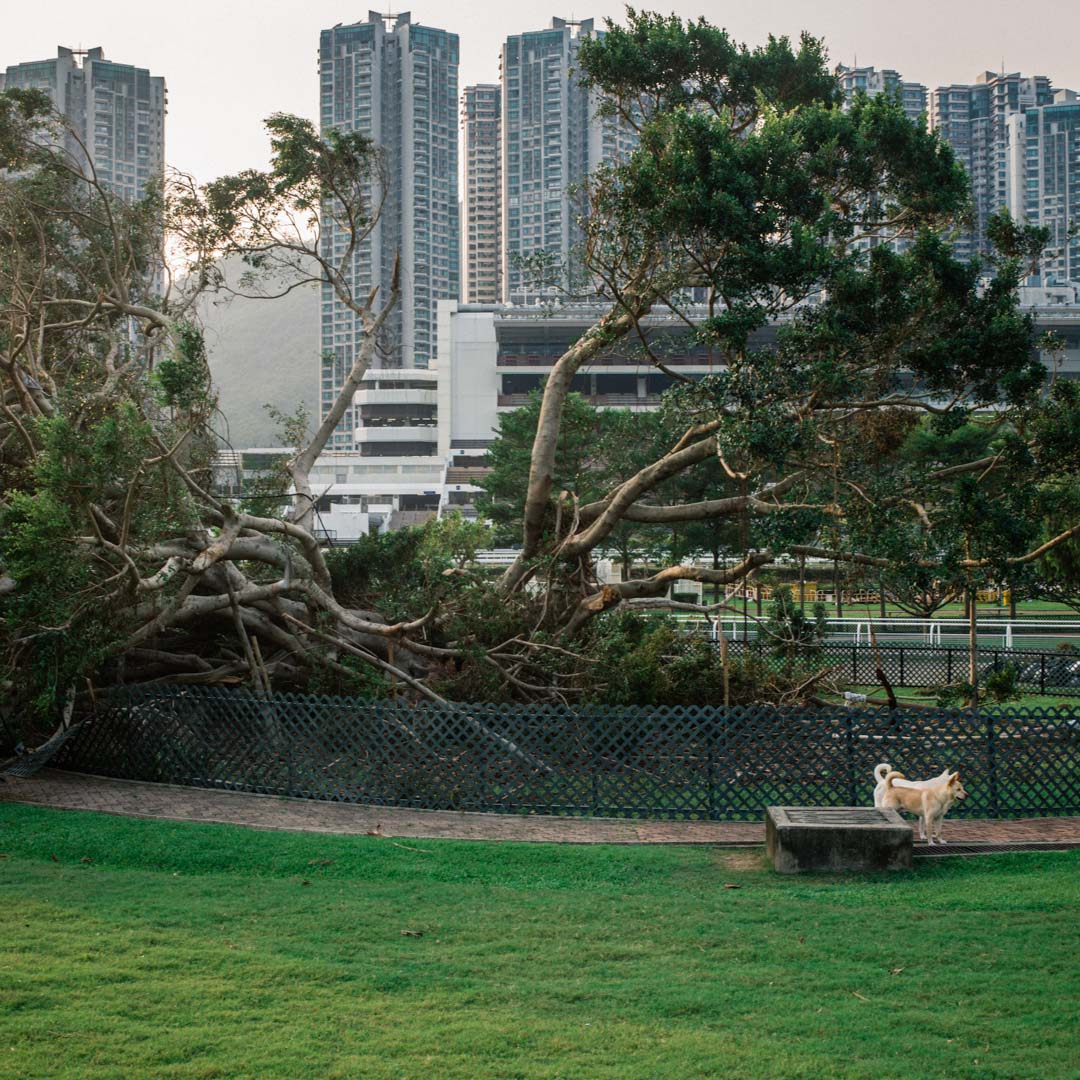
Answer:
[198,256,320,448]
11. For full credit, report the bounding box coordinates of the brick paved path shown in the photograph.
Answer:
[2,769,1078,846]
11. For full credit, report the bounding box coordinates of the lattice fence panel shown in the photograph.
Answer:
[55,687,1080,820]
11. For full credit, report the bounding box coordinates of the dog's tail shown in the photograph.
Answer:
[874,762,891,785]
[884,769,906,788]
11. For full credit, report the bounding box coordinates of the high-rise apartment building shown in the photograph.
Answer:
[318,12,459,449]
[930,71,1053,261]
[836,65,927,125]
[461,84,501,304]
[0,46,166,202]
[500,17,635,304]
[1006,89,1080,285]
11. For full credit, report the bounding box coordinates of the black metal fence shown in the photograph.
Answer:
[720,640,1080,696]
[56,686,1079,821]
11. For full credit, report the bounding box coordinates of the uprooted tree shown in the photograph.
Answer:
[2,11,1078,739]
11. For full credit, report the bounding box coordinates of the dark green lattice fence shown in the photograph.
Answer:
[55,685,1079,820]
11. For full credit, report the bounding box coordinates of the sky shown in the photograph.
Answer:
[4,1,1079,184]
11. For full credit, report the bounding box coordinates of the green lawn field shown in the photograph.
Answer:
[0,805,1076,1079]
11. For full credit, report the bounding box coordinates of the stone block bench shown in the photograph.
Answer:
[766,806,912,873]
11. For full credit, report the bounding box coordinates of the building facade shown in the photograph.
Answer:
[1,46,166,202]
[1007,90,1080,285]
[462,84,501,304]
[318,12,459,448]
[836,64,927,125]
[499,17,634,304]
[930,71,1054,262]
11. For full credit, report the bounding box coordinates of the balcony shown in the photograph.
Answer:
[498,393,658,409]
[354,388,438,407]
[496,353,725,368]
[445,466,491,485]
[355,426,439,443]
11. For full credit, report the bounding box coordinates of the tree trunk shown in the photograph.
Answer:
[499,291,655,592]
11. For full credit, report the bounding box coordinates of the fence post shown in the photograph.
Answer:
[986,712,999,817]
[900,646,906,688]
[478,723,489,813]
[286,704,297,798]
[851,645,857,683]
[947,647,953,684]
[707,717,719,821]
[589,709,599,816]
[845,710,857,805]
[1040,654,1046,696]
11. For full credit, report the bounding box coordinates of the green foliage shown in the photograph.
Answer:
[153,323,211,411]
[983,664,1021,703]
[579,10,839,119]
[0,404,196,718]
[587,611,785,706]
[0,489,111,717]
[326,515,492,623]
[0,88,56,168]
[201,113,381,241]
[478,391,620,544]
[935,681,976,708]
[304,649,390,700]
[763,586,826,657]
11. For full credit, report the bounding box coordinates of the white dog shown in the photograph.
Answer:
[876,765,968,844]
[872,762,951,809]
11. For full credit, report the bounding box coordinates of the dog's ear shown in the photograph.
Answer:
[950,771,960,783]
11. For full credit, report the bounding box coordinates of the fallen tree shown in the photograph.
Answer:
[1,13,1077,736]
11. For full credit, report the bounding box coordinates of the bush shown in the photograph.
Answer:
[983,664,1020,703]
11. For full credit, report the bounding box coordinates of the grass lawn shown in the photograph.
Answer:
[837,685,1079,710]
[1,806,1077,1079]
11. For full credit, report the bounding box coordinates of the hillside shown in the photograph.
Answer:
[197,256,320,448]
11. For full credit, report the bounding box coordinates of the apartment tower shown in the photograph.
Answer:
[1006,89,1080,285]
[499,17,635,304]
[318,12,459,449]
[836,64,928,125]
[930,71,1053,261]
[1,46,166,202]
[461,84,501,304]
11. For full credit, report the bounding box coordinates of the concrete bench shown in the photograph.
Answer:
[766,806,912,874]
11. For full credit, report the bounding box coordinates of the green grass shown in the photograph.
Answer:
[840,685,1079,710]
[1,806,1077,1079]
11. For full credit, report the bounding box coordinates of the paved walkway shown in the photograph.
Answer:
[3,769,1079,846]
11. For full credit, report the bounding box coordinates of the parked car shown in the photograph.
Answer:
[1015,657,1080,688]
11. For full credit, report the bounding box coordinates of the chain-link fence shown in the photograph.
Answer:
[55,685,1079,820]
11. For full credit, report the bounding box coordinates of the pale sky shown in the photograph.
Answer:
[4,1,1078,184]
